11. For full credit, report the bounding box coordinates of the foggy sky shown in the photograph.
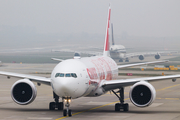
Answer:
[0,0,180,37]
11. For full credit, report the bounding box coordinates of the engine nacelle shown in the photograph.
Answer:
[129,81,156,107]
[11,79,37,105]
[155,53,161,59]
[139,55,144,60]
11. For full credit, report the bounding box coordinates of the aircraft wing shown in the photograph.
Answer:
[102,74,180,91]
[118,60,168,69]
[0,71,51,85]
[125,51,178,58]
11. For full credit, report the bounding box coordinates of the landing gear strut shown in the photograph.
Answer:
[49,92,63,110]
[63,97,72,117]
[112,88,129,112]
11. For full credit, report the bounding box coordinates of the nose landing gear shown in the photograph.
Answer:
[63,97,72,117]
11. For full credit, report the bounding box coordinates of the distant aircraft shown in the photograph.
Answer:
[52,23,177,63]
[1,6,180,117]
[109,23,177,62]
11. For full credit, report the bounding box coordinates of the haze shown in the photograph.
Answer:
[0,0,180,50]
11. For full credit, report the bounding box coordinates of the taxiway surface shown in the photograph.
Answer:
[0,63,180,120]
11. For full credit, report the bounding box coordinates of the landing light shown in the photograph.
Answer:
[64,99,71,103]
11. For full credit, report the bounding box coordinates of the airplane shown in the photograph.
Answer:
[1,6,180,117]
[109,23,178,62]
[52,23,177,63]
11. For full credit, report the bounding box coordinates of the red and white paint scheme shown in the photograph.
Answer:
[0,5,180,117]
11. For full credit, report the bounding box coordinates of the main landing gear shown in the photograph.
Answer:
[63,97,72,117]
[112,88,129,112]
[49,92,64,110]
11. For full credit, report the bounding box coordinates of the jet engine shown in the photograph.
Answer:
[129,81,156,107]
[139,55,144,60]
[11,79,37,105]
[154,53,161,59]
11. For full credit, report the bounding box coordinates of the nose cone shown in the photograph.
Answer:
[51,59,88,99]
[58,79,78,96]
[52,78,83,99]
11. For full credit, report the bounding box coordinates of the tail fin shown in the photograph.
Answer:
[111,23,115,45]
[103,5,111,56]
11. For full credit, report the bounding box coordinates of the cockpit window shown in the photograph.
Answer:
[71,73,77,78]
[55,73,77,78]
[60,73,64,77]
[65,73,71,77]
[55,73,60,77]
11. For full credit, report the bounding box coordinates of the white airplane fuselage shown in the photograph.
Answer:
[51,56,118,99]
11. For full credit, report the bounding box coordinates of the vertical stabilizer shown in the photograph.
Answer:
[103,5,111,56]
[111,23,115,45]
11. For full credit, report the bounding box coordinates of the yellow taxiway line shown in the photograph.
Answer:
[55,98,129,120]
[56,83,180,120]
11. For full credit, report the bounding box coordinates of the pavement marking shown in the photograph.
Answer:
[157,98,180,100]
[55,98,129,120]
[157,84,180,91]
[56,83,180,119]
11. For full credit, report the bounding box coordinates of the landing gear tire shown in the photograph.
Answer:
[115,103,120,111]
[68,109,72,117]
[58,102,64,110]
[123,103,129,112]
[49,102,55,110]
[115,103,129,112]
[63,110,67,116]
[63,97,72,117]
[49,92,64,111]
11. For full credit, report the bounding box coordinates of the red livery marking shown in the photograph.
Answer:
[91,57,113,81]
[91,59,105,80]
[98,58,112,80]
[89,80,91,85]
[87,68,98,80]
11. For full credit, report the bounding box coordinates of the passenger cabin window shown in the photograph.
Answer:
[55,73,77,78]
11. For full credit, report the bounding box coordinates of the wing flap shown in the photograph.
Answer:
[0,71,51,85]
